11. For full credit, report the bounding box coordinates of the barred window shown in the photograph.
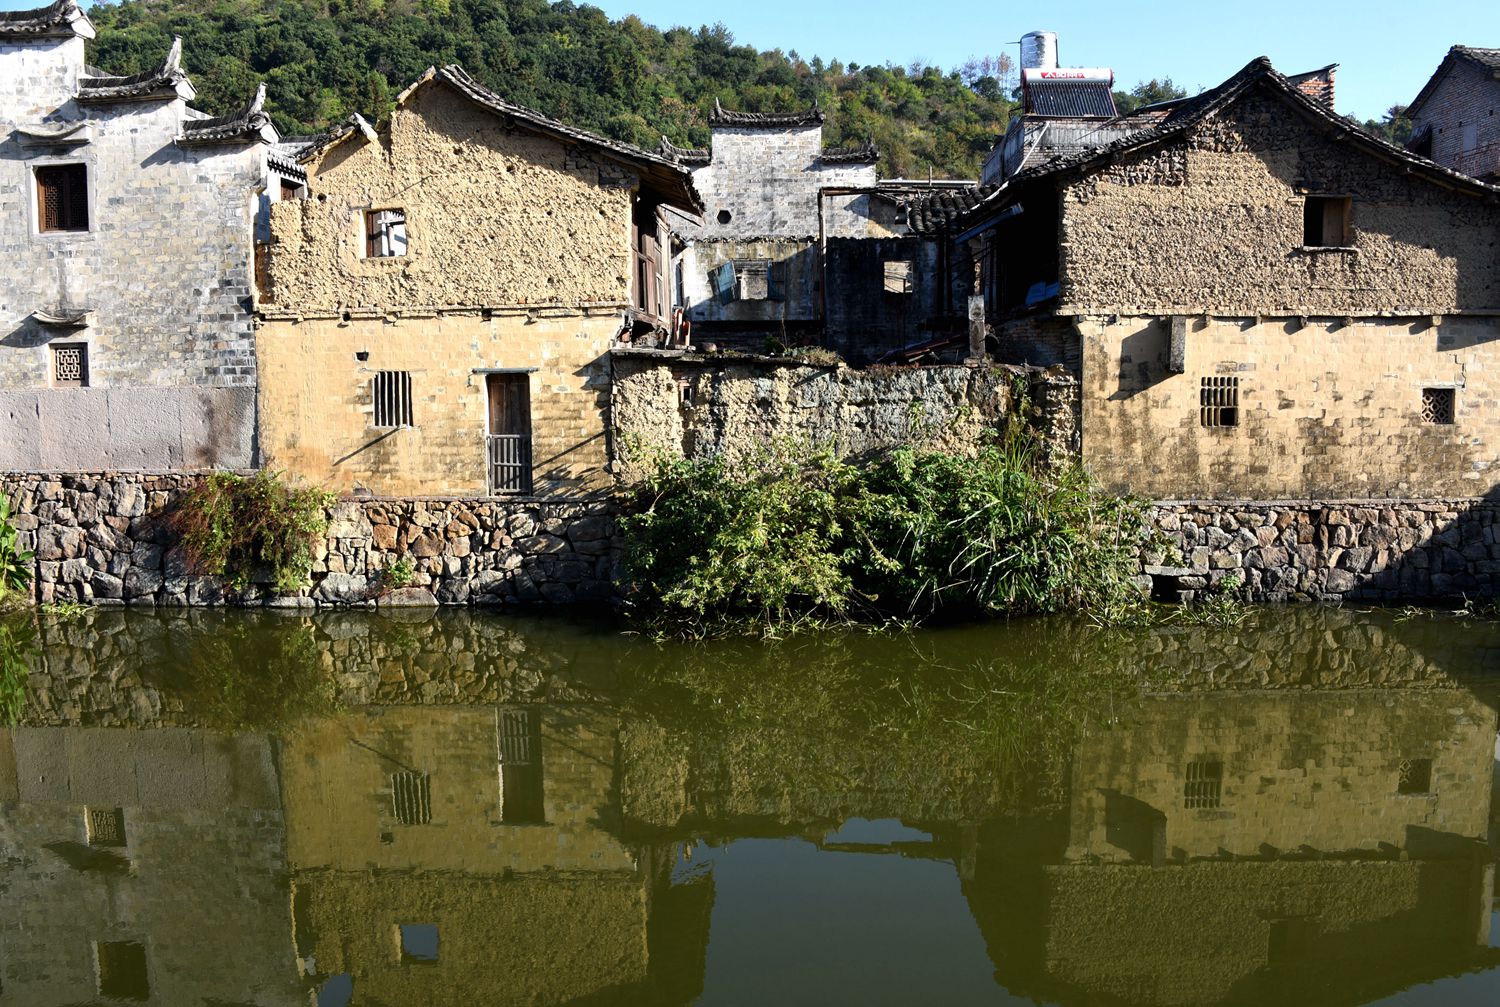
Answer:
[1200,376,1239,428]
[87,807,125,846]
[1184,761,1223,809]
[365,208,407,258]
[1421,387,1454,425]
[391,770,431,825]
[52,342,88,387]
[372,370,413,428]
[36,163,89,232]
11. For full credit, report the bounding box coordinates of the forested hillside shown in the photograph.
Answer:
[86,0,1019,178]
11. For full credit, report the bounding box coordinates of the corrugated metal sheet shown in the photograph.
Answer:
[1025,82,1118,118]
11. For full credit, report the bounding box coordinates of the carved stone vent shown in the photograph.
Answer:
[1184,760,1223,809]
[391,770,431,825]
[1397,758,1432,795]
[87,806,125,846]
[1421,387,1454,425]
[1199,376,1238,428]
[52,342,87,387]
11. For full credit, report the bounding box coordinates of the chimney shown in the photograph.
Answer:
[1291,64,1337,109]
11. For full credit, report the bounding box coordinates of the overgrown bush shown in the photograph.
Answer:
[620,435,1150,631]
[0,495,34,603]
[174,471,334,594]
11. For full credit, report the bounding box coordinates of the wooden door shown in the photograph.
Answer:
[486,374,533,494]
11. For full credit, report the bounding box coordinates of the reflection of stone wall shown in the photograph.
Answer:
[0,727,302,1005]
[1148,500,1500,602]
[1,473,621,608]
[1066,689,1497,861]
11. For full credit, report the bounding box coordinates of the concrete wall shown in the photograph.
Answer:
[610,354,1077,485]
[0,727,303,1006]
[256,312,614,498]
[1146,499,1500,602]
[1057,89,1500,316]
[0,472,621,607]
[1080,314,1500,499]
[0,36,264,470]
[1411,54,1500,182]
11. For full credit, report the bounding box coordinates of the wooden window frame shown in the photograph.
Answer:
[364,208,407,258]
[34,162,90,234]
[1301,195,1353,249]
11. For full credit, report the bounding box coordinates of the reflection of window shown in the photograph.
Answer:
[391,771,431,825]
[398,923,439,963]
[1397,758,1432,794]
[500,709,544,824]
[87,807,125,846]
[1302,195,1351,248]
[365,208,407,258]
[1267,918,1310,964]
[1421,387,1455,425]
[372,370,414,428]
[52,342,88,387]
[36,163,89,232]
[1200,376,1239,428]
[96,941,150,1000]
[1184,761,1222,809]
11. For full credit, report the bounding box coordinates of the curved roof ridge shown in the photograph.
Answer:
[710,98,824,128]
[0,0,93,40]
[77,36,193,104]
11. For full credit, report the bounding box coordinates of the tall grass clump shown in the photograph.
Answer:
[174,470,334,594]
[621,431,1149,632]
[0,494,34,604]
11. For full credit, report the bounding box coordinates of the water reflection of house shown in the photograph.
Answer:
[965,686,1500,1006]
[0,726,303,1005]
[279,705,710,1005]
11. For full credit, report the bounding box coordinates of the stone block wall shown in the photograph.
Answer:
[1147,499,1500,602]
[1,472,620,608]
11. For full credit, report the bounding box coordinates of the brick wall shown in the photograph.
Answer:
[1411,55,1500,181]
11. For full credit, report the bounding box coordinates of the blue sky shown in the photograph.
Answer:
[590,0,1499,121]
[7,0,1495,120]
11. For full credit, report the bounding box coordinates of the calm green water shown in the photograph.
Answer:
[1,607,1498,1005]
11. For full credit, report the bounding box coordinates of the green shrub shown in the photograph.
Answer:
[0,495,34,603]
[174,471,334,594]
[384,556,416,589]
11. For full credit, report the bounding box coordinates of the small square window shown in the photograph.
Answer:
[1184,760,1222,809]
[87,807,125,846]
[1303,195,1351,247]
[365,208,407,258]
[96,940,149,1000]
[399,923,439,963]
[52,342,89,387]
[1200,376,1239,428]
[391,770,431,825]
[372,370,413,428]
[734,259,770,300]
[36,163,89,233]
[883,260,912,294]
[1397,757,1432,794]
[1421,387,1455,425]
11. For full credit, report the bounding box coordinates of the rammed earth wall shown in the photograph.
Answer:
[1146,500,1500,603]
[1,473,619,608]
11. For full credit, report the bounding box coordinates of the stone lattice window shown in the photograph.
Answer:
[1397,758,1433,795]
[36,163,89,232]
[372,370,414,428]
[365,208,407,258]
[1200,376,1239,428]
[87,807,126,846]
[391,770,431,825]
[1184,760,1223,809]
[1421,387,1455,425]
[52,342,88,387]
[96,941,149,1000]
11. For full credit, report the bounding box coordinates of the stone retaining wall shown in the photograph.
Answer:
[1,473,619,608]
[1146,500,1500,603]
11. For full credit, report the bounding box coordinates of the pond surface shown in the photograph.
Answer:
[1,606,1498,1006]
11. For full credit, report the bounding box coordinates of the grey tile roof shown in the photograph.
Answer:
[903,184,996,234]
[180,83,277,146]
[0,0,92,40]
[659,136,711,166]
[820,139,879,165]
[1026,82,1118,118]
[77,37,191,104]
[1454,45,1500,71]
[709,99,824,127]
[1408,45,1500,117]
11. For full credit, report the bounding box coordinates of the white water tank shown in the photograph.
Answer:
[1020,31,1058,71]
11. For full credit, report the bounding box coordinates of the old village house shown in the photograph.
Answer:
[0,0,287,471]
[1407,45,1500,184]
[256,66,701,498]
[954,57,1500,500]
